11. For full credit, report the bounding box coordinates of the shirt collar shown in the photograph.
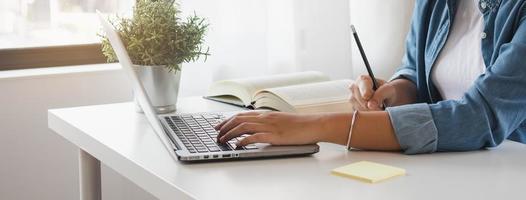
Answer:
[478,0,502,13]
[448,0,501,14]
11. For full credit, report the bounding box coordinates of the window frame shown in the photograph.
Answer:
[0,43,108,71]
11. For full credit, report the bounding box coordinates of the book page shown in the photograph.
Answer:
[206,71,330,106]
[237,71,330,97]
[256,79,353,107]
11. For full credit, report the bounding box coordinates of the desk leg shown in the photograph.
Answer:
[79,150,101,200]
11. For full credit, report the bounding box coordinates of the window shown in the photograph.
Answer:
[0,0,134,70]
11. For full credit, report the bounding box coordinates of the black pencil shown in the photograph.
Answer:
[350,25,379,90]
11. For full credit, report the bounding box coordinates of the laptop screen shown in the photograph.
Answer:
[97,11,177,158]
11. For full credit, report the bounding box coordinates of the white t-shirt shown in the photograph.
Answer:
[431,0,486,100]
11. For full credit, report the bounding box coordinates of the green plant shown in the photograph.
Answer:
[100,0,209,71]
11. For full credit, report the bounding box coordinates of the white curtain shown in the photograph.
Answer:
[178,0,415,97]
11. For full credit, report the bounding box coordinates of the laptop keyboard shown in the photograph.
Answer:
[164,114,259,154]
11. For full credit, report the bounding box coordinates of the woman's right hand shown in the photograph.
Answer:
[349,75,397,111]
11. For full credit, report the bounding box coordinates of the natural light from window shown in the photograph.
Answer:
[0,0,134,49]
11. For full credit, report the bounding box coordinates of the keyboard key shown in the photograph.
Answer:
[230,144,241,149]
[169,114,250,154]
[202,138,216,144]
[218,144,232,151]
[196,148,208,153]
[208,147,220,152]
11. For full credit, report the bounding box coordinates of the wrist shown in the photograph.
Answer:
[317,113,353,145]
[389,79,417,105]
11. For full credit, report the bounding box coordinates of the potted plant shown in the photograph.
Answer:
[100,0,209,113]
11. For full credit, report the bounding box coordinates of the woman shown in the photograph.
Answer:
[215,0,526,154]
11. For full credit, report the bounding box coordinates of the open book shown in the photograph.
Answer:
[205,71,354,113]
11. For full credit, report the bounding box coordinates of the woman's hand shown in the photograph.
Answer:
[349,75,398,111]
[214,111,331,146]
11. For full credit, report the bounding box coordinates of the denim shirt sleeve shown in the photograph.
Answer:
[387,10,526,154]
[386,104,438,154]
[428,14,526,152]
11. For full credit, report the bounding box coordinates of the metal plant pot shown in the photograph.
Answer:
[133,65,181,114]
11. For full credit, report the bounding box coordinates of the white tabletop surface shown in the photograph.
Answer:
[49,97,526,200]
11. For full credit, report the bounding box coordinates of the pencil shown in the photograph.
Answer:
[350,25,379,90]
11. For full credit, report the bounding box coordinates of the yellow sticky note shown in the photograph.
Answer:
[331,161,406,183]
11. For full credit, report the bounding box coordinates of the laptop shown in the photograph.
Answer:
[97,12,319,162]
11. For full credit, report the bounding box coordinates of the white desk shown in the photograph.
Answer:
[48,97,526,200]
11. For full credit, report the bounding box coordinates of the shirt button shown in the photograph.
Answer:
[481,32,487,39]
[480,2,487,9]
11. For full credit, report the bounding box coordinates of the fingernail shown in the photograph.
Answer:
[368,100,378,109]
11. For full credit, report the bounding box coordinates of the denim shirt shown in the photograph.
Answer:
[386,0,526,154]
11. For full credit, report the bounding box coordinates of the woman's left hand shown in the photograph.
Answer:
[214,111,326,146]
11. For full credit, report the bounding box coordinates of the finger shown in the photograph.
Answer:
[219,122,270,143]
[350,84,368,109]
[357,75,375,100]
[215,111,261,129]
[238,111,267,116]
[350,97,367,111]
[217,116,262,140]
[214,111,261,130]
[367,84,396,110]
[237,133,274,146]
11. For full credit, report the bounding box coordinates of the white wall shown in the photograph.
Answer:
[179,0,352,97]
[180,0,414,96]
[293,0,353,78]
[349,0,415,79]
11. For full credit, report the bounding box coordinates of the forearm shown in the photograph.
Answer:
[319,112,401,151]
[389,79,417,106]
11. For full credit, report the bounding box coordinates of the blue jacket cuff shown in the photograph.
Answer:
[386,103,438,154]
[389,68,417,85]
